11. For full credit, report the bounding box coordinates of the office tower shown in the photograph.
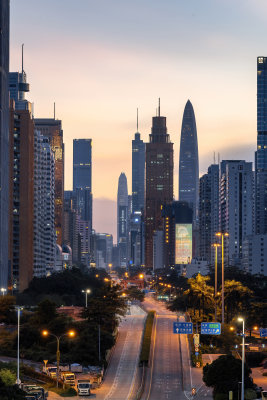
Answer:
[9,101,34,291]
[95,233,113,269]
[34,131,56,277]
[129,211,142,267]
[162,201,193,269]
[132,112,145,213]
[219,161,253,265]
[242,235,267,275]
[199,164,219,262]
[0,0,9,289]
[63,191,80,264]
[117,173,128,267]
[179,100,199,222]
[9,46,31,112]
[255,57,267,234]
[145,103,174,268]
[34,118,64,245]
[77,216,90,266]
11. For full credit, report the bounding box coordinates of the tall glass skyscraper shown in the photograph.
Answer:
[0,1,10,289]
[132,120,145,213]
[255,57,267,234]
[179,100,199,222]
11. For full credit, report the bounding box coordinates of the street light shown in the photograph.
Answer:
[15,306,23,386]
[237,317,245,400]
[1,288,7,296]
[212,243,221,322]
[42,330,76,387]
[81,289,91,308]
[215,232,229,324]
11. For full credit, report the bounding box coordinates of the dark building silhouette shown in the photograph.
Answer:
[9,101,34,292]
[117,173,128,267]
[0,0,9,289]
[255,57,267,234]
[73,139,92,233]
[34,118,64,245]
[162,201,193,269]
[132,111,145,213]
[179,100,199,222]
[145,103,173,268]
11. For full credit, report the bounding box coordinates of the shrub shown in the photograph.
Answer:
[139,311,155,366]
[0,369,16,386]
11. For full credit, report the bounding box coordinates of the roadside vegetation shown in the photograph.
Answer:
[139,311,155,366]
[0,268,127,366]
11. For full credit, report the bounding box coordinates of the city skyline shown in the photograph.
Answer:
[10,0,265,237]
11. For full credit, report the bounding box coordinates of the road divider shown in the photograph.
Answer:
[139,311,155,366]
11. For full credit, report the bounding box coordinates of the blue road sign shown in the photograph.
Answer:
[201,322,221,335]
[195,352,199,356]
[260,328,267,337]
[173,322,193,334]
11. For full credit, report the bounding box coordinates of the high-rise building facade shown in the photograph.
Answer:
[219,160,253,266]
[34,131,56,277]
[179,100,199,222]
[0,0,10,289]
[145,107,173,268]
[117,172,128,267]
[255,57,267,234]
[132,126,145,213]
[199,164,219,262]
[34,118,64,245]
[9,102,34,291]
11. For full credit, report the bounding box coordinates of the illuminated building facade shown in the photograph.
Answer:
[145,106,173,268]
[162,201,193,269]
[0,0,10,289]
[117,172,128,267]
[34,118,64,245]
[132,127,145,213]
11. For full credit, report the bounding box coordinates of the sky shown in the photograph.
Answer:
[10,0,266,239]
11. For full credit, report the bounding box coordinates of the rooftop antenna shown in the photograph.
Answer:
[218,152,220,165]
[213,151,216,164]
[137,108,139,132]
[54,102,56,119]
[21,43,24,74]
[158,97,161,117]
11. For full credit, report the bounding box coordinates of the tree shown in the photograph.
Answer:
[126,287,145,302]
[0,369,16,386]
[222,280,253,323]
[0,376,26,400]
[203,354,254,398]
[0,295,16,324]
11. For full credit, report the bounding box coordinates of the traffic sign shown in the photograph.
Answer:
[195,352,199,356]
[201,322,221,335]
[173,322,193,334]
[260,328,267,337]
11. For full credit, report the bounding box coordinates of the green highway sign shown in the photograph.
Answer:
[201,322,221,335]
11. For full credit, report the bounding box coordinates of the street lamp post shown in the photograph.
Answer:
[42,330,75,388]
[212,243,221,322]
[82,289,91,308]
[238,317,245,400]
[215,232,229,324]
[15,306,23,386]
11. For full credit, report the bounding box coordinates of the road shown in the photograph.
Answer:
[95,312,145,400]
[142,294,212,400]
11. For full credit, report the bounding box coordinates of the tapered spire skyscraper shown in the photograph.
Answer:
[179,100,199,222]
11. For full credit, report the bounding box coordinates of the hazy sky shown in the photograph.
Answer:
[10,0,266,238]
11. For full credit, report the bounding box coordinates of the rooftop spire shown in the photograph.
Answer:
[137,108,139,132]
[22,43,24,74]
[54,102,56,119]
[158,97,161,117]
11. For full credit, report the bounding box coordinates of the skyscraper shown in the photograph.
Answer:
[117,172,128,267]
[9,45,31,112]
[73,139,92,231]
[145,103,173,268]
[0,0,9,289]
[9,101,34,292]
[179,100,199,221]
[255,57,267,234]
[34,118,64,245]
[132,111,145,213]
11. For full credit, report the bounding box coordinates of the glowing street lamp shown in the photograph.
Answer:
[42,330,76,387]
[81,289,91,308]
[1,288,7,296]
[215,232,229,324]
[237,317,245,400]
[212,243,221,322]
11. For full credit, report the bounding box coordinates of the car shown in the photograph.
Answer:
[262,391,267,399]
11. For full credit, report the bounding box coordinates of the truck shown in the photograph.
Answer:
[22,384,48,400]
[46,366,57,379]
[77,379,91,396]
[61,371,76,387]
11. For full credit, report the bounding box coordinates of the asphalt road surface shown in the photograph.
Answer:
[96,313,145,400]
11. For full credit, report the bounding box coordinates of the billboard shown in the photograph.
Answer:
[175,224,192,264]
